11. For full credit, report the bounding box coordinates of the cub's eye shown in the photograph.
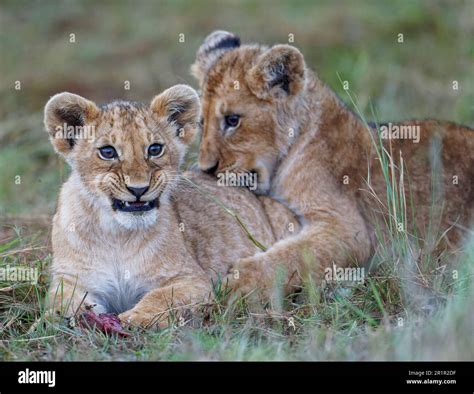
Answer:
[148,143,165,158]
[224,114,240,129]
[98,146,118,160]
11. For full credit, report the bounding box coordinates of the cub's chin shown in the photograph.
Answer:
[113,208,159,230]
[109,197,161,230]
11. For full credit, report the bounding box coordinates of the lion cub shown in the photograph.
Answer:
[44,85,299,327]
[192,31,474,299]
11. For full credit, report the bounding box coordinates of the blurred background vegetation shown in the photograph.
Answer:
[0,0,472,216]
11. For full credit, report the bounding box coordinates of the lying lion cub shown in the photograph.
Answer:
[44,85,299,327]
[192,31,474,299]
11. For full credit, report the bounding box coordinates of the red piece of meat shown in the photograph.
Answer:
[79,311,130,337]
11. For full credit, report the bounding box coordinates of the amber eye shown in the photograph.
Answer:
[148,143,165,158]
[98,146,118,160]
[224,114,240,129]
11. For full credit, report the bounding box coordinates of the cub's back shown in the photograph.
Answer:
[363,120,474,245]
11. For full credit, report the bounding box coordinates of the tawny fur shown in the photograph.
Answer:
[192,31,474,300]
[44,85,299,327]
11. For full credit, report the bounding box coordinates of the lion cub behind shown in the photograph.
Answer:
[44,85,299,328]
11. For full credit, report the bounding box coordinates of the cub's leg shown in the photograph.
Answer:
[47,275,104,317]
[119,275,212,328]
[227,194,372,302]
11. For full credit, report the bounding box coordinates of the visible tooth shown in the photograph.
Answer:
[125,201,131,206]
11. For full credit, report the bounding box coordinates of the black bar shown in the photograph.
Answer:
[0,361,472,393]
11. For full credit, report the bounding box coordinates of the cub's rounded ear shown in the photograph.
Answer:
[44,92,99,156]
[150,84,201,145]
[191,30,240,85]
[246,45,306,100]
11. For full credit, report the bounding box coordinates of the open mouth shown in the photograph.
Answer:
[112,198,159,213]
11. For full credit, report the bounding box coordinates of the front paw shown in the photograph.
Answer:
[119,308,169,329]
[225,256,275,299]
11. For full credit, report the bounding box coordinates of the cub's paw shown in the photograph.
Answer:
[225,256,276,300]
[119,308,169,329]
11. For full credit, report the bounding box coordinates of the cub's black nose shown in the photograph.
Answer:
[126,186,149,198]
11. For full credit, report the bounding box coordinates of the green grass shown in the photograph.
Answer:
[0,0,473,361]
[0,223,473,361]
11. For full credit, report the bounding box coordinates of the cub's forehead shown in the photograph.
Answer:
[93,101,163,140]
[204,45,264,97]
[99,101,150,126]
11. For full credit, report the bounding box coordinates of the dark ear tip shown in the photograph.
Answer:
[199,30,240,55]
[192,31,241,82]
[204,29,240,43]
